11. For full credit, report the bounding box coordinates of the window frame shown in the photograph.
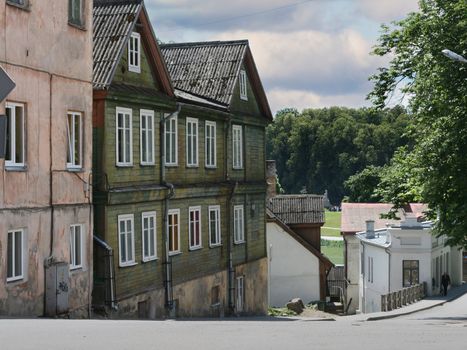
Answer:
[402,260,419,287]
[5,101,25,169]
[118,214,136,267]
[168,209,181,255]
[239,70,248,101]
[208,205,222,247]
[139,109,155,166]
[141,211,157,262]
[188,206,202,250]
[115,107,133,167]
[70,224,83,270]
[205,121,217,168]
[66,111,83,170]
[7,229,24,283]
[68,0,84,27]
[6,0,29,10]
[128,32,141,73]
[233,205,245,244]
[164,114,178,166]
[232,125,243,169]
[236,275,245,312]
[186,117,199,167]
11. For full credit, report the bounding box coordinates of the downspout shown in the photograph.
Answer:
[160,104,181,312]
[385,247,391,293]
[360,241,365,313]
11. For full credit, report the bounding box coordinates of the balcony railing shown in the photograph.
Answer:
[381,283,426,312]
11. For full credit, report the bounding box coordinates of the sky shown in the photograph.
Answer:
[145,0,420,114]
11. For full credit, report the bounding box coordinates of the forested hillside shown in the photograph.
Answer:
[266,106,410,205]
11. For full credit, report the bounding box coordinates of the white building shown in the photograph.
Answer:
[358,218,463,313]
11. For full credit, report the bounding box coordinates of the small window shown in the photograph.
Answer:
[165,114,177,166]
[5,102,25,168]
[205,121,216,168]
[118,214,135,267]
[6,0,28,8]
[209,205,221,247]
[403,260,419,287]
[142,212,157,262]
[116,107,133,166]
[233,205,245,244]
[188,206,202,250]
[69,0,84,27]
[140,110,155,165]
[168,209,180,255]
[232,125,243,169]
[7,229,24,282]
[236,275,245,312]
[239,70,248,101]
[70,224,83,270]
[186,118,198,167]
[367,257,373,283]
[128,32,141,73]
[66,112,82,169]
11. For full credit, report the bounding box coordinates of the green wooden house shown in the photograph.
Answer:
[92,0,272,318]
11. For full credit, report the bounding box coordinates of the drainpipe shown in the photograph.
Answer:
[227,181,238,313]
[160,104,181,312]
[360,241,365,313]
[385,247,391,293]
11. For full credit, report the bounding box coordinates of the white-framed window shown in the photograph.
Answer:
[233,205,245,244]
[7,229,24,282]
[236,275,245,312]
[232,125,243,169]
[239,70,248,101]
[186,117,198,167]
[66,112,82,169]
[367,257,373,283]
[165,114,178,166]
[5,102,25,168]
[69,0,84,26]
[168,209,180,255]
[140,109,155,165]
[118,214,135,267]
[205,121,216,168]
[128,32,141,73]
[116,107,133,166]
[142,211,157,262]
[188,206,202,250]
[208,205,221,247]
[70,224,83,270]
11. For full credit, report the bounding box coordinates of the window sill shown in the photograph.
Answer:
[119,262,138,268]
[70,266,83,271]
[142,257,158,263]
[232,167,244,171]
[205,165,217,170]
[6,1,30,11]
[5,165,27,172]
[68,21,87,31]
[67,166,84,173]
[209,243,222,248]
[240,96,248,101]
[129,66,141,74]
[140,162,156,167]
[165,164,178,168]
[189,246,203,251]
[234,240,246,245]
[186,164,199,169]
[169,251,181,257]
[7,276,24,283]
[116,164,134,168]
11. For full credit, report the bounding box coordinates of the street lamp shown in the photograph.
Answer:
[442,49,467,63]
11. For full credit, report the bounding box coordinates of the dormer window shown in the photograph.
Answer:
[239,69,248,101]
[69,0,84,27]
[128,32,141,73]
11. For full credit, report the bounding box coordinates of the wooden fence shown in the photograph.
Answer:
[380,283,426,312]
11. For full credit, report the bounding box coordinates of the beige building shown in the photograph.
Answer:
[0,0,93,317]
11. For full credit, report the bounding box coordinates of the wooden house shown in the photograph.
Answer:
[92,0,272,318]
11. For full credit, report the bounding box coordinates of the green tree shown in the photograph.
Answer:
[369,0,467,247]
[344,165,384,203]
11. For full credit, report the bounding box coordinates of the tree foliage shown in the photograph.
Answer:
[266,106,410,204]
[369,0,467,247]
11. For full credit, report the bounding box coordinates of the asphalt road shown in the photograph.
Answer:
[1,293,466,350]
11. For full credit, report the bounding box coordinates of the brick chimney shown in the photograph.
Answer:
[266,160,277,200]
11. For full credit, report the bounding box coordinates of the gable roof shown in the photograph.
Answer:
[268,195,325,225]
[161,40,273,120]
[93,0,173,96]
[341,202,428,235]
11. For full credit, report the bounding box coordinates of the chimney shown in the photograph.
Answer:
[366,220,375,239]
[266,160,277,200]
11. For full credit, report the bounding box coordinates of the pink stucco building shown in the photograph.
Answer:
[0,0,93,317]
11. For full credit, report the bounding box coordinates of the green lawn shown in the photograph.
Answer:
[321,240,344,265]
[321,210,342,237]
[321,210,343,265]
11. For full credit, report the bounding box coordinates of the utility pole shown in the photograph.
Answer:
[0,65,16,159]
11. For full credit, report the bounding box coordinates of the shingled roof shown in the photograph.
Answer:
[268,195,325,225]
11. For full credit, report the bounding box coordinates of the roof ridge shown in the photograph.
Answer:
[94,0,142,6]
[160,40,249,48]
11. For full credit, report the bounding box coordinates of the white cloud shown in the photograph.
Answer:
[355,0,419,22]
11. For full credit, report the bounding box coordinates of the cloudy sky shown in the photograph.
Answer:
[145,0,419,114]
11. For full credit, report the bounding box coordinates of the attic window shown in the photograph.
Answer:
[128,32,141,73]
[239,70,248,101]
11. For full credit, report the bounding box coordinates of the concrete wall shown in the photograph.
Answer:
[267,222,320,307]
[344,234,360,314]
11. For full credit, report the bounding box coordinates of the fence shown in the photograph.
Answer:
[380,283,426,312]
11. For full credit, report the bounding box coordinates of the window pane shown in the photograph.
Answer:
[14,232,22,277]
[7,232,13,278]
[74,114,81,166]
[75,228,81,266]
[5,107,11,161]
[15,106,23,163]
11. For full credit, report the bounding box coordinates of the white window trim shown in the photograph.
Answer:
[188,206,202,250]
[128,32,141,73]
[205,121,217,168]
[165,114,178,166]
[140,109,155,165]
[5,101,25,168]
[116,107,133,167]
[142,211,157,262]
[70,224,83,270]
[6,229,24,283]
[186,117,199,167]
[66,111,83,170]
[118,214,136,267]
[233,205,245,244]
[208,205,222,247]
[168,209,181,256]
[239,70,248,101]
[232,125,243,169]
[236,275,245,311]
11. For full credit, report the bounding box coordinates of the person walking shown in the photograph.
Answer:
[441,272,451,296]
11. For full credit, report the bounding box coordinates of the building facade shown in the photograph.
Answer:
[0,0,93,317]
